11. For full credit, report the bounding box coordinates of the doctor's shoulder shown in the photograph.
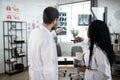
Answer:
[30,28,44,40]
[94,45,107,58]
[30,28,40,36]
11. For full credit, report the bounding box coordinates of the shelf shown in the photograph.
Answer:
[3,21,26,23]
[12,29,26,30]
[4,35,16,37]
[10,42,26,45]
[6,70,17,74]
[15,55,26,58]
[3,21,28,75]
[111,33,120,35]
[112,74,120,77]
[4,48,13,50]
[5,60,16,64]
[115,54,120,56]
[112,64,120,76]
[14,40,25,43]
[6,69,25,75]
[15,52,26,57]
[113,43,120,45]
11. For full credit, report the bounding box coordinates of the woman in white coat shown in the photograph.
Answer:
[28,7,59,80]
[78,20,115,80]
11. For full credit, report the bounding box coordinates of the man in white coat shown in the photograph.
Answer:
[28,7,59,80]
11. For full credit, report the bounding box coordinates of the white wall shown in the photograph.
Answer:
[58,0,89,5]
[24,0,57,24]
[98,0,120,33]
[0,0,4,73]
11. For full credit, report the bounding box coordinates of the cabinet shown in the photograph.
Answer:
[111,33,120,75]
[111,33,120,54]
[3,21,28,75]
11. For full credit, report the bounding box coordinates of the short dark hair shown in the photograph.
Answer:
[43,7,59,24]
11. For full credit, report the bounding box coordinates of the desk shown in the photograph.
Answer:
[58,57,83,68]
[58,57,75,68]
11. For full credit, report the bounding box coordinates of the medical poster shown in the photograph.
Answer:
[2,1,24,21]
[78,14,90,26]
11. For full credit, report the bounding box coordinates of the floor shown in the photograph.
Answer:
[0,68,120,80]
[0,71,28,80]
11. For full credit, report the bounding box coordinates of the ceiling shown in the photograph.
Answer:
[3,0,57,3]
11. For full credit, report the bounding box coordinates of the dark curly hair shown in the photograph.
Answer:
[88,20,115,67]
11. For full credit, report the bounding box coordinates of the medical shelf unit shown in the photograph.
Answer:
[111,33,120,75]
[3,21,28,75]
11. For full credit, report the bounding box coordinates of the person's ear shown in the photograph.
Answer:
[53,18,58,25]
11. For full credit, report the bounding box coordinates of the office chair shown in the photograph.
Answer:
[56,44,67,77]
[69,46,84,80]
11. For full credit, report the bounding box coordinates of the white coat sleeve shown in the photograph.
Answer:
[95,49,111,79]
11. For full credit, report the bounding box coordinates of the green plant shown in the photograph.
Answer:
[71,28,79,38]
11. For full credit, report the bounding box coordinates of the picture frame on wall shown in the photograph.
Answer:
[78,14,90,26]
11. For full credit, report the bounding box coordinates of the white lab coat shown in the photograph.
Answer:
[28,25,58,80]
[84,45,112,80]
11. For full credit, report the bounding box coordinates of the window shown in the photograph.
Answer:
[57,1,91,42]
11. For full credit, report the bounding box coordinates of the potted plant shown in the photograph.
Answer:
[71,28,79,38]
